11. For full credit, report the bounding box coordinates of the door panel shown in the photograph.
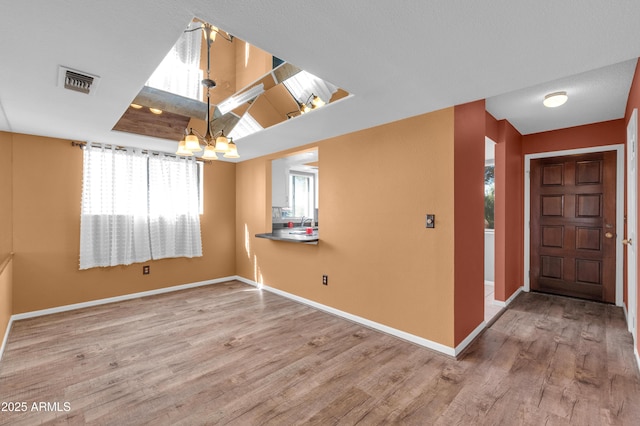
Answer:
[530,152,616,303]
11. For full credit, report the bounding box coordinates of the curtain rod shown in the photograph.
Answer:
[70,141,210,163]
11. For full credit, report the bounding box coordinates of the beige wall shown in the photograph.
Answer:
[236,108,458,346]
[11,134,237,313]
[208,32,237,105]
[0,131,13,341]
[0,132,12,261]
[235,41,272,90]
[0,257,11,347]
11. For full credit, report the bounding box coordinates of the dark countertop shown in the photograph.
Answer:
[255,227,319,244]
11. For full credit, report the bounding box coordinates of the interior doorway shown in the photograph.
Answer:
[484,138,501,322]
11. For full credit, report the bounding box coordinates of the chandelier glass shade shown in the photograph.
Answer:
[175,22,239,161]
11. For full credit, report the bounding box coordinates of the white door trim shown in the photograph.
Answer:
[627,109,638,341]
[524,144,625,306]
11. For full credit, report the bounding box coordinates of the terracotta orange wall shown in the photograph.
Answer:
[0,131,13,342]
[486,111,499,143]
[494,119,524,302]
[236,108,458,347]
[11,134,237,313]
[453,101,485,345]
[625,58,640,356]
[522,119,625,155]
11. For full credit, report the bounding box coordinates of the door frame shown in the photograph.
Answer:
[627,109,638,341]
[524,144,625,306]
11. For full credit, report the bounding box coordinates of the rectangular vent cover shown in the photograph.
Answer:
[58,66,100,95]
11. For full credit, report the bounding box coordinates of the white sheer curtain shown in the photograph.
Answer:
[80,147,203,270]
[146,21,203,100]
[79,145,151,270]
[148,154,202,260]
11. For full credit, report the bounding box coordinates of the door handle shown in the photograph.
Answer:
[622,238,633,246]
[605,232,614,239]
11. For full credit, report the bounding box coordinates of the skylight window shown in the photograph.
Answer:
[118,18,350,154]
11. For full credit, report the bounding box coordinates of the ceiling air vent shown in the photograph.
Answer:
[58,66,100,95]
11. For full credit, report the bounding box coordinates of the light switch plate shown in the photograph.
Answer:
[426,214,435,228]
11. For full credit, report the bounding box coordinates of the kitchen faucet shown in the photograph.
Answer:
[299,216,312,227]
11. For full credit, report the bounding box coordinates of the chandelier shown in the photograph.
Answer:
[286,93,326,119]
[176,23,239,160]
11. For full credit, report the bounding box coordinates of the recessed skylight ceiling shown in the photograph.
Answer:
[113,18,349,157]
[4,2,640,162]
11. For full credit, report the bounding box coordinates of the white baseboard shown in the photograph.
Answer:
[454,321,486,357]
[493,286,524,308]
[2,274,489,363]
[484,281,494,286]
[11,276,236,322]
[0,276,236,364]
[0,316,15,364]
[0,277,237,364]
[234,275,486,358]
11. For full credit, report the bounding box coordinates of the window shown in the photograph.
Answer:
[289,171,315,219]
[79,145,202,270]
[271,149,318,225]
[485,165,495,229]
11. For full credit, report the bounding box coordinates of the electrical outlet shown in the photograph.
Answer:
[322,275,328,285]
[143,265,150,275]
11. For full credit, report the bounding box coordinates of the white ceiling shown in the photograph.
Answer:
[486,59,637,135]
[1,1,640,162]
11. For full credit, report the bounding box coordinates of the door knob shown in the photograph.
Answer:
[605,232,614,239]
[623,238,633,245]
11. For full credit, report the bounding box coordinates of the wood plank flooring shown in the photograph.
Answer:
[0,281,639,425]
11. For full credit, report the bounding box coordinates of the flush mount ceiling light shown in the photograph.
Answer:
[543,91,568,108]
[175,21,239,161]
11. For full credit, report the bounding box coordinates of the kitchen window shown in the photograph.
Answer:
[289,171,315,220]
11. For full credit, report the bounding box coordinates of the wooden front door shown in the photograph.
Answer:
[530,152,616,303]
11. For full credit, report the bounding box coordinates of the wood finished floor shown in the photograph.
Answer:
[0,281,639,425]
